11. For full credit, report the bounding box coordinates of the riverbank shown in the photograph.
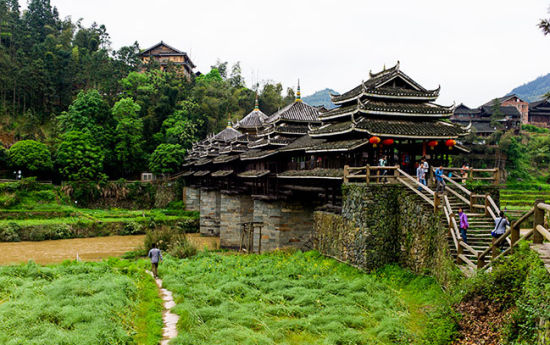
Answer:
[0,233,219,265]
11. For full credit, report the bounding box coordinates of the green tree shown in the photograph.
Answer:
[148,143,185,174]
[56,131,105,181]
[157,100,200,149]
[112,98,145,177]
[56,89,111,134]
[7,140,52,174]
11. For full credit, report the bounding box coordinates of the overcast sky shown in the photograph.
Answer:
[42,0,550,106]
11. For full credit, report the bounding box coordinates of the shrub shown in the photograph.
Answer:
[144,228,174,251]
[47,224,73,240]
[7,140,53,174]
[0,223,20,242]
[121,222,144,235]
[167,234,197,258]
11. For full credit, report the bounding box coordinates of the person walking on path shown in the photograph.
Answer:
[416,163,425,191]
[435,165,446,194]
[492,211,510,251]
[148,243,163,278]
[458,207,469,244]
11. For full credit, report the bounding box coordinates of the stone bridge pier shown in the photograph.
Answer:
[199,189,221,236]
[219,193,254,249]
[193,188,316,251]
[183,186,200,212]
[252,198,315,252]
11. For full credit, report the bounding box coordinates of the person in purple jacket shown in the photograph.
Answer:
[458,207,469,244]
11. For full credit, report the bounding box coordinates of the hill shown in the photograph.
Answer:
[302,88,339,109]
[509,73,550,102]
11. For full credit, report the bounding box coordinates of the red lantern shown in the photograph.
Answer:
[369,136,381,147]
[427,140,438,150]
[445,139,456,150]
[382,138,394,146]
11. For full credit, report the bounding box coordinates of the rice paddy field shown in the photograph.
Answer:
[160,251,457,345]
[0,259,163,345]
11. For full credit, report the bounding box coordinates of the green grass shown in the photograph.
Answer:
[0,214,192,227]
[0,259,162,345]
[160,251,457,345]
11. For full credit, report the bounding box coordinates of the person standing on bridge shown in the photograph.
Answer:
[148,243,163,278]
[416,163,425,191]
[435,165,446,194]
[458,207,469,244]
[492,211,510,251]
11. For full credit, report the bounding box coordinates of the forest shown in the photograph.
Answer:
[0,0,296,181]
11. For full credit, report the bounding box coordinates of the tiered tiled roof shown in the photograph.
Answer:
[310,118,468,139]
[211,170,234,177]
[265,101,321,124]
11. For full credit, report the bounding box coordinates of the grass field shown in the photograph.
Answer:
[160,251,457,345]
[0,259,162,345]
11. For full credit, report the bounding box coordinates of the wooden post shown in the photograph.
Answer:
[434,193,440,213]
[470,194,474,212]
[484,194,490,216]
[477,253,485,269]
[469,168,474,181]
[457,241,463,264]
[491,237,498,260]
[366,165,370,184]
[343,165,349,183]
[510,223,520,253]
[257,224,262,254]
[430,167,434,186]
[534,199,545,244]
[493,168,500,185]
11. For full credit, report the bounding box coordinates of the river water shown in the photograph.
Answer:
[0,234,219,265]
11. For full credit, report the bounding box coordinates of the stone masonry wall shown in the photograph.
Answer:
[220,193,253,249]
[200,189,221,236]
[252,199,315,252]
[314,183,459,288]
[184,186,200,212]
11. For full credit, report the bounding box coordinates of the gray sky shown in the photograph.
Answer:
[46,0,550,106]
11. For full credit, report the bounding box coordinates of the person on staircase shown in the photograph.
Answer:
[458,207,469,244]
[492,211,510,251]
[435,165,446,194]
[416,163,425,191]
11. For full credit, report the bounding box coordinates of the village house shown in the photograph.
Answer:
[138,41,196,78]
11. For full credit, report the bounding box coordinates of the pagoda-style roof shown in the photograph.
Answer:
[330,62,437,105]
[306,138,371,153]
[179,171,195,177]
[258,124,310,137]
[193,170,210,177]
[238,170,270,178]
[194,158,212,166]
[310,118,468,139]
[320,100,453,120]
[212,126,242,142]
[265,101,320,124]
[212,155,240,164]
[235,109,268,129]
[240,149,278,161]
[211,170,234,177]
[278,135,326,152]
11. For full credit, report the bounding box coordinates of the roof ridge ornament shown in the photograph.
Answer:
[395,60,400,72]
[254,92,259,111]
[295,79,302,102]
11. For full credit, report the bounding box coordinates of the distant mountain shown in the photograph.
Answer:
[302,88,339,109]
[509,73,550,102]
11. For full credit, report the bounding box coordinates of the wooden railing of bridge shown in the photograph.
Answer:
[477,200,550,270]
[430,167,500,185]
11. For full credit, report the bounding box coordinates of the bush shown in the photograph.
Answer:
[0,223,20,242]
[167,234,197,258]
[121,222,144,235]
[7,140,52,175]
[47,224,73,240]
[144,228,174,251]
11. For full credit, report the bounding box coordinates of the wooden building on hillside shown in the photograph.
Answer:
[528,100,550,128]
[452,103,521,137]
[481,94,528,125]
[139,41,195,78]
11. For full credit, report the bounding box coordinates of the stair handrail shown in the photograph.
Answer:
[478,200,550,270]
[442,194,479,266]
[396,169,434,196]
